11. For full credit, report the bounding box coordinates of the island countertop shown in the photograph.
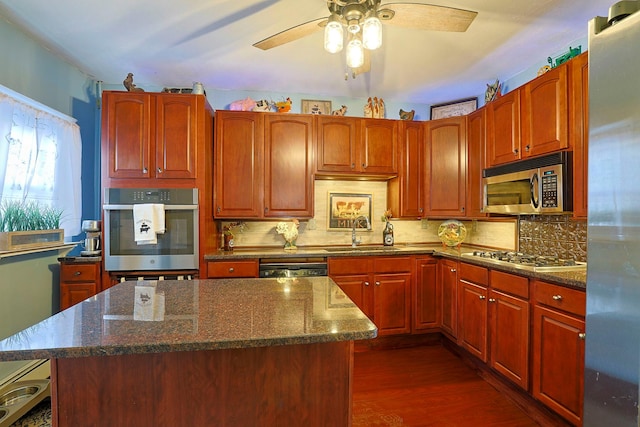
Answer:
[0,277,377,361]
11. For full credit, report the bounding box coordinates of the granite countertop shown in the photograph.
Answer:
[0,277,377,362]
[205,244,587,290]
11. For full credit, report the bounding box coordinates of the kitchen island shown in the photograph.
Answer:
[0,277,377,426]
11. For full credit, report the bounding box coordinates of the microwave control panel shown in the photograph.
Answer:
[541,169,559,208]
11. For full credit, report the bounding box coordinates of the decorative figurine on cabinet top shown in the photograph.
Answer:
[399,109,415,120]
[332,105,348,116]
[123,73,144,92]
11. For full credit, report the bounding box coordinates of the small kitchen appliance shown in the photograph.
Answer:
[81,219,101,256]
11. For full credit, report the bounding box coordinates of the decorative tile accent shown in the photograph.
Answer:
[518,215,587,262]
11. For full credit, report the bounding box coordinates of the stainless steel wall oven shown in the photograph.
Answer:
[103,188,198,271]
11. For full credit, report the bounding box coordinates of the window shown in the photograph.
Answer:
[0,85,82,239]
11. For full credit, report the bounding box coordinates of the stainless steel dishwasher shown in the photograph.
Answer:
[259,258,328,278]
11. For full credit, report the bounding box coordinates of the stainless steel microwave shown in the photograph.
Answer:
[482,152,572,215]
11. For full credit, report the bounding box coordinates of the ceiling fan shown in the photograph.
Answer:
[253,0,478,76]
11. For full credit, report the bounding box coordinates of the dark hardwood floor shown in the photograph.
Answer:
[352,344,542,426]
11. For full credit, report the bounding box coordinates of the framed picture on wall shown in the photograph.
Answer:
[301,99,332,115]
[430,97,477,120]
[327,192,372,230]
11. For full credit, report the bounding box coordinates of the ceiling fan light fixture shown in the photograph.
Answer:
[347,19,360,34]
[324,15,344,53]
[362,15,382,50]
[346,36,365,69]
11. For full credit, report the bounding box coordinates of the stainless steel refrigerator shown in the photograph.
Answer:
[585,1,640,425]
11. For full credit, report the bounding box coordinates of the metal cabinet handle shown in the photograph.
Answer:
[579,333,586,340]
[217,206,221,213]
[525,145,530,152]
[157,167,162,173]
[351,163,356,169]
[375,281,381,286]
[74,271,81,276]
[364,281,370,287]
[488,298,496,303]
[142,167,148,174]
[229,267,234,273]
[479,295,486,300]
[450,268,457,273]
[552,295,563,301]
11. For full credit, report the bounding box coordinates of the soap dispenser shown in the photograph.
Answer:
[383,222,394,246]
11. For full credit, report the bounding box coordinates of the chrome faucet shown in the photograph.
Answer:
[351,215,371,247]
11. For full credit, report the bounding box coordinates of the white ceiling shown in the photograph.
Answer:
[0,0,615,105]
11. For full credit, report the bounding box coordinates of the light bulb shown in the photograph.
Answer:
[363,16,382,50]
[346,38,365,69]
[324,18,344,53]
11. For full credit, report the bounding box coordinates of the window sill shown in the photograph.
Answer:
[0,243,78,260]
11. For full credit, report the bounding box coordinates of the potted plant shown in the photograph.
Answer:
[0,200,64,250]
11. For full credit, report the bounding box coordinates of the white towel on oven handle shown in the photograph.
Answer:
[133,203,165,245]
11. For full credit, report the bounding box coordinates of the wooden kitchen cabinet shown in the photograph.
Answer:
[315,116,398,177]
[413,256,439,332]
[424,116,467,217]
[329,256,411,336]
[387,120,425,219]
[532,280,585,426]
[102,91,202,184]
[59,261,101,311]
[570,52,589,219]
[487,89,521,167]
[438,258,458,339]
[521,64,569,158]
[457,262,489,361]
[488,270,530,390]
[466,107,487,218]
[206,260,259,278]
[214,111,313,218]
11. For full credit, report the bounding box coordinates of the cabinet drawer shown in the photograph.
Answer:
[490,270,529,299]
[373,256,412,273]
[61,263,99,282]
[328,257,370,275]
[207,260,259,278]
[534,280,585,316]
[459,262,489,285]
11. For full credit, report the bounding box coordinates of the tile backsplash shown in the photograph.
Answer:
[518,215,587,262]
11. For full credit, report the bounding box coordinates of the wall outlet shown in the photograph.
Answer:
[421,219,429,229]
[307,218,317,230]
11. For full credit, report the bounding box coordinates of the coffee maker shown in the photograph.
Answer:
[81,220,101,256]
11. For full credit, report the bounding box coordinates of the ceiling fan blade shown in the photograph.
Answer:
[253,17,328,50]
[381,3,477,32]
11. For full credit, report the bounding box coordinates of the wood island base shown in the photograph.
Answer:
[51,341,354,427]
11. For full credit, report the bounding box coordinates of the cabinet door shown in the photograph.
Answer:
[521,64,569,158]
[316,116,359,173]
[264,115,314,218]
[374,273,411,336]
[487,89,521,166]
[458,280,488,361]
[332,274,372,319]
[466,108,486,218]
[155,94,197,179]
[570,52,589,219]
[60,283,97,310]
[489,289,530,389]
[388,120,425,218]
[438,259,458,338]
[103,92,153,179]
[413,257,438,332]
[424,116,467,217]
[532,305,585,425]
[214,111,264,218]
[360,119,398,174]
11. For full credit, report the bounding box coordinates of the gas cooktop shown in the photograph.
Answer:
[461,250,587,272]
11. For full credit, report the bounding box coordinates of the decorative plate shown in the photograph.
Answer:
[438,220,467,247]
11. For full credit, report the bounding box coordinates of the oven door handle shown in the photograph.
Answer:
[103,204,198,210]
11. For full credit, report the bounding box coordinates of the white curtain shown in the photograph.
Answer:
[0,88,82,239]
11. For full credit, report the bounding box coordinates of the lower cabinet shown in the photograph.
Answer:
[206,260,259,278]
[532,280,586,426]
[59,261,101,311]
[458,262,489,361]
[438,258,458,338]
[329,256,412,336]
[413,256,439,332]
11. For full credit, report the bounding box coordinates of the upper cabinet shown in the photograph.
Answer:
[213,111,314,219]
[424,116,467,217]
[387,120,425,219]
[569,52,589,219]
[487,89,521,167]
[102,91,203,186]
[316,116,397,177]
[466,108,487,218]
[521,64,569,158]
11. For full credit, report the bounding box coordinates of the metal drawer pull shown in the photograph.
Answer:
[229,267,234,273]
[74,271,81,276]
[552,295,563,301]
[488,298,496,303]
[375,281,381,286]
[479,295,486,300]
[450,268,456,273]
[364,281,370,287]
[579,333,586,340]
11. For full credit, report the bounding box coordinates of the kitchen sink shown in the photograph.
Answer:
[324,246,401,252]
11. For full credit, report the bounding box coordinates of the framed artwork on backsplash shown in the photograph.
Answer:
[327,192,372,230]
